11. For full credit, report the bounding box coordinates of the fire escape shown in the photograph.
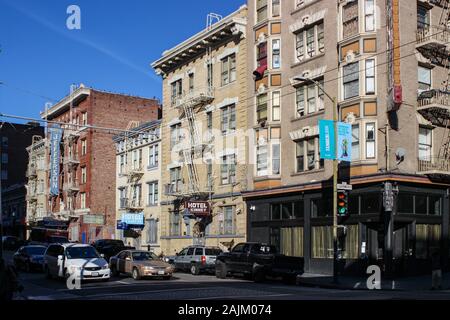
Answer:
[63,127,80,216]
[416,0,450,176]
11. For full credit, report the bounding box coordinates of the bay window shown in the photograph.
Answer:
[342,0,359,39]
[272,39,281,69]
[343,62,359,99]
[365,0,375,32]
[352,124,360,161]
[257,0,268,23]
[272,0,280,17]
[365,59,375,95]
[365,122,376,159]
[256,144,268,176]
[295,22,324,62]
[257,94,268,123]
[272,143,280,174]
[272,91,281,121]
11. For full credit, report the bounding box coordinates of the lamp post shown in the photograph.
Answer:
[294,77,339,283]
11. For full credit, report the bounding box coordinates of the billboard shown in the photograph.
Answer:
[185,201,211,217]
[49,125,63,196]
[319,120,336,160]
[337,122,352,162]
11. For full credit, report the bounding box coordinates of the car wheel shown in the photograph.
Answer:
[132,268,141,280]
[190,264,200,276]
[215,261,227,279]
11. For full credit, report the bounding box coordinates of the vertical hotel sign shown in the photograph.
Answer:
[49,125,63,196]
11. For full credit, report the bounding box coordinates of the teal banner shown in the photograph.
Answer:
[319,120,335,160]
[337,122,352,162]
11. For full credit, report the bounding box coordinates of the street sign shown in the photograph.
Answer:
[337,182,353,191]
[319,120,336,160]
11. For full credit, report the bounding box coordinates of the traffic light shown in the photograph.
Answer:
[337,190,349,216]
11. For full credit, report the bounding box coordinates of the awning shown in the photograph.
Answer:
[253,64,267,80]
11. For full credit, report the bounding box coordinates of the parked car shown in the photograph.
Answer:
[92,239,135,261]
[2,236,24,251]
[109,250,174,280]
[13,245,47,272]
[172,246,222,275]
[43,243,110,281]
[215,242,304,283]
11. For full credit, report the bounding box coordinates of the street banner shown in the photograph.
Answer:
[49,125,63,196]
[319,120,336,160]
[185,201,211,217]
[337,122,352,162]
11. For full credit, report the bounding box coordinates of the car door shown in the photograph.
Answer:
[174,248,188,270]
[124,251,133,274]
[117,251,128,273]
[228,243,245,271]
[184,247,195,270]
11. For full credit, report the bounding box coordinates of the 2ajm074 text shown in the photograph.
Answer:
[222,304,272,317]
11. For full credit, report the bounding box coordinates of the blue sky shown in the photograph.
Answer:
[0,0,245,122]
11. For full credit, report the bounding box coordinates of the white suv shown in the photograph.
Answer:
[44,243,110,281]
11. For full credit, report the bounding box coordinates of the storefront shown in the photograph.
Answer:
[244,174,449,277]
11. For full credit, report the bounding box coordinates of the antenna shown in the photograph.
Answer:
[206,13,222,30]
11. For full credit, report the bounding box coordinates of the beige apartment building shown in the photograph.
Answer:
[152,6,249,255]
[25,135,48,232]
[113,120,162,254]
[243,0,450,276]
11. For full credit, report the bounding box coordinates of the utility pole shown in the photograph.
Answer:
[0,122,4,260]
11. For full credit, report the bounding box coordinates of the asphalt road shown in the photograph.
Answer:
[12,268,450,300]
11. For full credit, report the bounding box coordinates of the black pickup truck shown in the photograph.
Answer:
[215,242,304,283]
[92,239,135,261]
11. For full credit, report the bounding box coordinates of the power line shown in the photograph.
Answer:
[0,113,159,137]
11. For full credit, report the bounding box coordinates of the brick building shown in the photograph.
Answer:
[1,122,45,239]
[40,85,161,243]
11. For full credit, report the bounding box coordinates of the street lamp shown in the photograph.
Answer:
[294,76,339,284]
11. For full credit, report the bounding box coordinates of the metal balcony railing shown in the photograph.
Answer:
[164,182,184,196]
[418,156,450,174]
[416,25,450,48]
[64,155,80,166]
[175,87,215,109]
[418,90,450,108]
[64,182,80,194]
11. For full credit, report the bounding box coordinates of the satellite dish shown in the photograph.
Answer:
[395,148,406,165]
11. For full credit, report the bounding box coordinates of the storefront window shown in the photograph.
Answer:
[348,195,359,215]
[281,227,304,257]
[429,196,442,216]
[293,201,304,219]
[361,193,380,214]
[415,195,428,215]
[312,226,333,258]
[398,193,414,214]
[271,204,281,220]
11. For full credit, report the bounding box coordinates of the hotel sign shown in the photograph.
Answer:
[185,201,211,217]
[49,125,63,196]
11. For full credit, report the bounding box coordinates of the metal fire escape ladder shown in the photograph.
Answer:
[182,99,201,195]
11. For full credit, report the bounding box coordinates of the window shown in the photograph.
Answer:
[119,155,125,174]
[272,39,281,69]
[148,144,159,168]
[272,143,280,174]
[170,167,182,192]
[257,42,268,75]
[257,0,268,23]
[296,137,323,172]
[417,4,430,30]
[207,63,213,89]
[119,188,127,208]
[170,212,181,236]
[81,167,87,184]
[221,154,236,185]
[343,62,359,99]
[82,113,87,126]
[171,79,182,106]
[296,79,325,117]
[207,159,213,190]
[295,22,324,62]
[365,59,375,95]
[219,206,235,235]
[418,66,431,94]
[352,124,360,161]
[81,139,87,155]
[221,54,236,86]
[272,0,280,17]
[272,91,281,121]
[147,182,159,206]
[207,112,213,130]
[256,144,268,176]
[188,73,194,93]
[365,123,376,158]
[342,0,359,39]
[419,127,432,160]
[221,104,236,134]
[147,219,157,244]
[365,0,375,31]
[131,184,142,207]
[80,193,86,209]
[257,94,268,123]
[170,123,182,148]
[312,226,333,258]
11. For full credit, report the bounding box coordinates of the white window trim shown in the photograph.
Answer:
[341,60,362,101]
[339,0,361,41]
[293,21,325,64]
[364,58,376,95]
[270,38,281,70]
[217,47,239,62]
[364,0,376,32]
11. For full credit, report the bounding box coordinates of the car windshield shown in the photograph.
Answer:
[49,236,69,243]
[132,252,158,261]
[25,247,46,255]
[66,247,100,259]
[205,249,222,256]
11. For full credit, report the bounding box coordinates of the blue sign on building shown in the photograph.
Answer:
[121,213,145,229]
[337,122,352,162]
[319,120,336,160]
[49,125,63,196]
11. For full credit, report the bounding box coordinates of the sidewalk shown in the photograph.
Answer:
[296,272,450,291]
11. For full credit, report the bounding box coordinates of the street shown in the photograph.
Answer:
[13,268,450,300]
